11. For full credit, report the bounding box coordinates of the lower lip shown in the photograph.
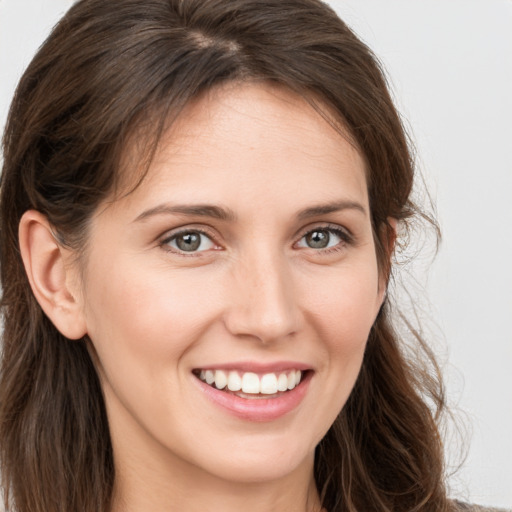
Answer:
[194,372,312,422]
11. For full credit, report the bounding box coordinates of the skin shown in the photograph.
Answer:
[20,82,388,512]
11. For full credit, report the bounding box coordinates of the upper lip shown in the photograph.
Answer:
[193,361,312,373]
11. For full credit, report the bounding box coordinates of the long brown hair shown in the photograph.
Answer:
[1,1,450,511]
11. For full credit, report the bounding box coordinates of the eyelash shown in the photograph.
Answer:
[160,228,218,257]
[296,224,353,255]
[159,224,353,256]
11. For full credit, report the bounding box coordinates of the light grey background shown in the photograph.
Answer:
[1,0,511,508]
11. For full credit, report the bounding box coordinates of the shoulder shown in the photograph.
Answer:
[453,501,511,512]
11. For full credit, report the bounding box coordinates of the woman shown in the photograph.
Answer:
[0,1,500,511]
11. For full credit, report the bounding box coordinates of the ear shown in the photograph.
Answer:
[18,210,87,340]
[377,217,398,302]
[385,217,398,256]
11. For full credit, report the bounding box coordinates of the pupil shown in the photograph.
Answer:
[307,230,329,249]
[177,232,201,251]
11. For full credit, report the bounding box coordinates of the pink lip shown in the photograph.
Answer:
[193,361,312,373]
[193,370,312,422]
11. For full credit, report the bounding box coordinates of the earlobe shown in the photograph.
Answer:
[18,210,87,340]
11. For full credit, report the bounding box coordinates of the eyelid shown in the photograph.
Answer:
[156,222,353,256]
[296,222,353,242]
[159,225,222,255]
[294,223,354,252]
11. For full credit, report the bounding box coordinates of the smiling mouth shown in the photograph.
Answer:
[193,369,306,398]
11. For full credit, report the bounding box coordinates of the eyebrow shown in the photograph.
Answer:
[297,200,367,220]
[133,203,237,223]
[133,199,366,223]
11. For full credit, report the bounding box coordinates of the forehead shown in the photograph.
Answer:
[112,82,368,217]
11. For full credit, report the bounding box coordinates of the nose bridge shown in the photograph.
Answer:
[225,245,299,343]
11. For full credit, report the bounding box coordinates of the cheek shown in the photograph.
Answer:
[305,260,380,393]
[306,261,381,344]
[82,256,222,378]
[288,262,381,446]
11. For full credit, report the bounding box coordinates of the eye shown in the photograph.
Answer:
[296,227,349,251]
[163,230,216,253]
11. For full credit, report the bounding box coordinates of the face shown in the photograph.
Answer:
[78,83,385,486]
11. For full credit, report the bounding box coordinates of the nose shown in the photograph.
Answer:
[223,249,301,344]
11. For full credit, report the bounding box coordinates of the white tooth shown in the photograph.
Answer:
[287,371,296,390]
[277,373,288,392]
[205,370,215,385]
[199,370,206,381]
[242,372,260,394]
[215,370,227,390]
[260,373,278,394]
[295,370,302,386]
[227,371,242,391]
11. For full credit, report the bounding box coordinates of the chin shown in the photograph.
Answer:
[187,430,319,485]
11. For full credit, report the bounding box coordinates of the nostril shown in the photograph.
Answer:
[223,303,299,343]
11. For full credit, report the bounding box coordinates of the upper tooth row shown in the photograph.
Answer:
[199,370,302,394]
